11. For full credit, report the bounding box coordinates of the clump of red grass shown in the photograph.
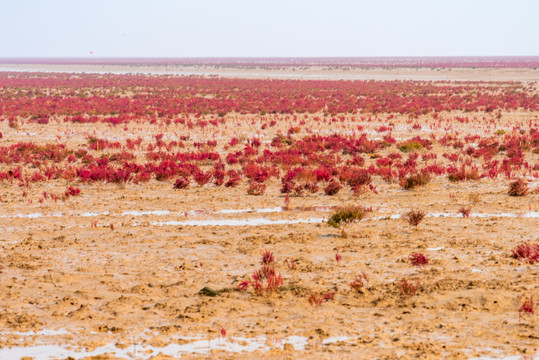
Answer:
[508,178,528,196]
[261,249,274,265]
[308,294,324,306]
[458,207,471,218]
[397,278,421,299]
[237,249,283,295]
[447,167,480,182]
[519,296,535,319]
[286,258,296,270]
[219,327,227,337]
[324,179,343,196]
[403,209,425,228]
[511,242,539,264]
[409,253,429,266]
[308,292,336,307]
[349,271,369,292]
[173,177,189,189]
[64,186,81,198]
[247,182,267,195]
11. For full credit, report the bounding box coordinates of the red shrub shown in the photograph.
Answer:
[397,278,420,299]
[508,178,528,196]
[237,249,283,295]
[64,186,81,197]
[173,177,190,189]
[324,179,343,196]
[193,171,212,186]
[349,272,369,292]
[247,182,267,196]
[511,242,539,264]
[409,253,429,266]
[519,296,535,318]
[458,207,471,218]
[404,209,425,227]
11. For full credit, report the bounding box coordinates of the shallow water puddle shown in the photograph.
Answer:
[370,211,539,221]
[0,205,339,220]
[216,206,283,214]
[0,212,61,219]
[12,329,70,336]
[1,211,537,227]
[0,334,352,359]
[427,247,445,251]
[147,217,326,226]
[81,211,109,217]
[121,210,172,216]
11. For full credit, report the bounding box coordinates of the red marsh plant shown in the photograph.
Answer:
[224,172,241,188]
[324,179,343,196]
[303,182,319,194]
[237,249,283,295]
[349,271,369,293]
[64,186,81,198]
[283,194,291,210]
[511,242,539,264]
[261,249,274,265]
[193,170,213,187]
[247,182,267,196]
[308,293,324,307]
[403,209,425,228]
[308,292,336,307]
[3,73,539,119]
[397,278,421,299]
[409,253,429,266]
[519,296,535,319]
[173,177,190,189]
[458,207,471,218]
[286,258,296,270]
[280,181,295,195]
[213,169,225,186]
[447,166,480,182]
[508,178,528,196]
[219,326,227,337]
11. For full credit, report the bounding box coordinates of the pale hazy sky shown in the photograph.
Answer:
[1,0,538,57]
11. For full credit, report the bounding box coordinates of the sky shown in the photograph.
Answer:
[1,0,538,57]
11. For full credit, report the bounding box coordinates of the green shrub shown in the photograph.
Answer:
[400,173,430,190]
[328,206,365,228]
[398,140,423,152]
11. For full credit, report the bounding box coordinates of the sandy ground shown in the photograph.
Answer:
[1,63,539,81]
[0,71,538,359]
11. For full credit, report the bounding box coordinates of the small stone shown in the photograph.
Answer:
[283,343,294,352]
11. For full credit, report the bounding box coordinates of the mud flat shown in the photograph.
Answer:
[0,69,537,359]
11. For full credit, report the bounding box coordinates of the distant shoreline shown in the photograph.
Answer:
[1,56,539,68]
[1,63,538,81]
